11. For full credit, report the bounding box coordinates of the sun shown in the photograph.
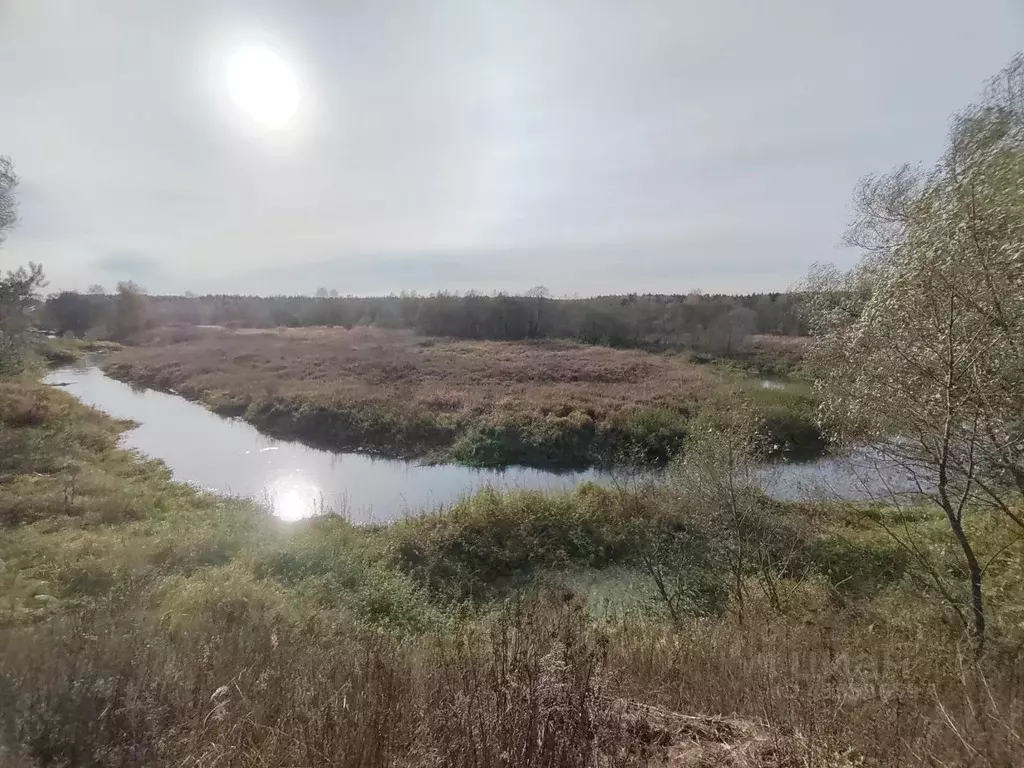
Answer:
[224,45,300,127]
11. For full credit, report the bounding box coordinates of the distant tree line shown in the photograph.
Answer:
[41,287,807,352]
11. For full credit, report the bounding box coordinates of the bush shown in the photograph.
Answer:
[809,535,911,602]
[758,409,827,460]
[608,407,689,465]
[446,415,598,468]
[388,486,646,597]
[253,521,440,632]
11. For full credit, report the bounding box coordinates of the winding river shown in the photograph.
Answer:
[44,362,919,523]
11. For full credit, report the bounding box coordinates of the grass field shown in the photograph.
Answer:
[2,371,1024,765]
[101,326,823,467]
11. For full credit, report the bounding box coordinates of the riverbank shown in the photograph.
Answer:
[3,372,1024,765]
[101,325,825,468]
[45,362,924,522]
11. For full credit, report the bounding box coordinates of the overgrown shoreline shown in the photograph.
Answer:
[99,326,825,469]
[2,371,1024,765]
[100,362,695,468]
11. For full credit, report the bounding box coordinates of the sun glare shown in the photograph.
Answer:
[224,45,300,127]
[267,476,320,521]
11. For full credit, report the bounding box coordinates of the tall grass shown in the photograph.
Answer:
[100,326,823,468]
[2,594,1022,767]
[2,375,1023,765]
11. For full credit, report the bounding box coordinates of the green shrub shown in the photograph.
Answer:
[808,535,910,601]
[247,400,455,457]
[446,415,598,468]
[609,407,689,465]
[634,520,730,619]
[252,518,439,631]
[758,409,826,460]
[387,486,644,597]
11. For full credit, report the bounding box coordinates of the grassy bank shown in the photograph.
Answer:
[2,373,1024,765]
[32,336,122,367]
[101,325,823,468]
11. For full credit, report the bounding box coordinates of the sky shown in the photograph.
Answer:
[0,1,1021,297]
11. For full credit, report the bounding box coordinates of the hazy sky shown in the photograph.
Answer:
[1,1,1021,296]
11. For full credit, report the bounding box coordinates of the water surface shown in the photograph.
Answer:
[45,363,922,522]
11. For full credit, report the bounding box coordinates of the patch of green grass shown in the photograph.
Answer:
[607,406,690,465]
[383,482,734,616]
[386,485,640,597]
[30,337,122,368]
[712,376,827,460]
[245,398,457,459]
[808,535,910,601]
[251,518,441,632]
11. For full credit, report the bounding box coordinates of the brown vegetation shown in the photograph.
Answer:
[716,334,811,376]
[2,374,1023,766]
[3,588,1023,767]
[111,325,719,416]
[101,326,825,467]
[104,326,772,467]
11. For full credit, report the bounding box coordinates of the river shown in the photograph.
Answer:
[44,362,919,522]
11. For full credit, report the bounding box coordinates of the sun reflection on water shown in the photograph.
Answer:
[266,475,321,521]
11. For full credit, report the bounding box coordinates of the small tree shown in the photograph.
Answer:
[673,407,805,620]
[525,285,549,339]
[112,281,148,341]
[46,291,101,338]
[608,469,728,624]
[704,304,757,356]
[804,55,1024,653]
[0,156,17,248]
[0,263,46,373]
[0,157,48,373]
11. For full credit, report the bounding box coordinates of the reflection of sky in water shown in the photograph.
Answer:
[44,363,602,522]
[45,363,926,523]
[753,447,927,502]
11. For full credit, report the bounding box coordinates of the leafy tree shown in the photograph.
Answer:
[524,285,550,338]
[112,281,149,340]
[0,263,46,374]
[701,304,757,355]
[0,157,48,373]
[0,156,17,248]
[46,291,103,337]
[673,406,807,620]
[804,55,1024,653]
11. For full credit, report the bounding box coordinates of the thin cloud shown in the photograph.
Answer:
[1,1,1021,295]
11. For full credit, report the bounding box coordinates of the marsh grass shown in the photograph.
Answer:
[3,591,1023,767]
[101,326,822,468]
[2,376,1023,765]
